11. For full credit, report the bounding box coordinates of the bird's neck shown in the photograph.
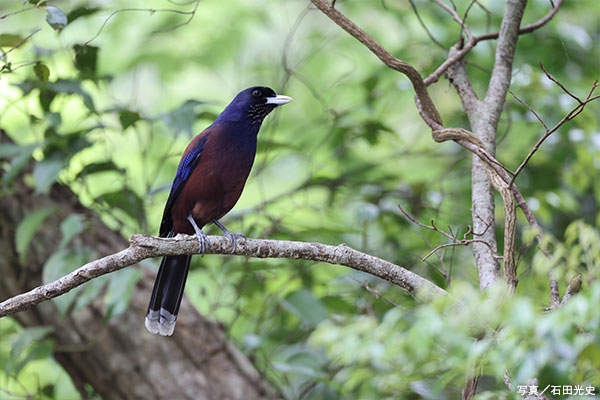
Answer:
[214,103,269,127]
[211,120,260,148]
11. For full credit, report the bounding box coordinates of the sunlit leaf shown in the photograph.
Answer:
[45,6,68,31]
[33,61,50,85]
[47,79,96,112]
[0,34,24,48]
[8,326,54,374]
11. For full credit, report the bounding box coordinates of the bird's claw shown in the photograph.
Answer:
[224,232,245,253]
[187,215,210,256]
[196,232,211,255]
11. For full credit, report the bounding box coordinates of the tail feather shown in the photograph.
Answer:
[145,254,191,336]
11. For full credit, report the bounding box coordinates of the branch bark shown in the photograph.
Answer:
[0,233,448,318]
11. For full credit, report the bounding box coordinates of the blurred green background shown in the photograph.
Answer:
[0,0,599,398]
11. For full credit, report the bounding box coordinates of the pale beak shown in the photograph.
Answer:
[265,95,293,105]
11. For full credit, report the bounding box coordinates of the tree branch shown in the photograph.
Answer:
[484,0,527,119]
[474,0,563,42]
[310,0,443,128]
[425,0,563,85]
[0,234,448,318]
[310,0,543,288]
[509,76,600,187]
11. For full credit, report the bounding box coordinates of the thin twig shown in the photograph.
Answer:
[509,78,600,187]
[539,61,582,103]
[398,205,500,261]
[508,90,548,130]
[410,0,447,50]
[360,281,402,307]
[422,240,500,262]
[474,0,563,43]
[0,6,35,20]
[431,0,473,44]
[81,6,199,49]
[153,0,201,33]
[1,28,41,56]
[424,0,563,85]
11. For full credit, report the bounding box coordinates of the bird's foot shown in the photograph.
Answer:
[196,231,211,255]
[213,219,245,253]
[187,215,211,255]
[224,231,245,253]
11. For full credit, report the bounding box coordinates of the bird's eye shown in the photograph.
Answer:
[252,89,262,97]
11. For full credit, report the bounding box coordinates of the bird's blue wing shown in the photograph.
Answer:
[159,133,210,237]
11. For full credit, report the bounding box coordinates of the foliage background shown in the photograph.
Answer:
[0,0,599,398]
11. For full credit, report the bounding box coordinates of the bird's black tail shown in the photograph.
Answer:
[145,254,191,336]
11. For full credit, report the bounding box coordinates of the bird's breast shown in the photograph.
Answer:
[172,131,257,228]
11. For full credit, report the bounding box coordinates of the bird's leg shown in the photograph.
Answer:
[212,219,245,253]
[187,215,211,255]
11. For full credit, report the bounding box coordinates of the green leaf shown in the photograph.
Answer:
[281,289,329,327]
[75,161,123,179]
[46,112,62,129]
[33,156,65,194]
[41,385,55,398]
[104,268,142,319]
[33,61,50,85]
[9,326,54,374]
[97,188,145,221]
[273,349,326,378]
[38,88,57,112]
[67,6,101,24]
[73,45,98,79]
[119,110,141,130]
[162,100,204,136]
[59,214,85,249]
[45,6,68,31]
[43,248,92,315]
[47,79,96,112]
[2,143,37,185]
[13,79,37,96]
[0,34,24,47]
[15,207,54,264]
[0,143,23,158]
[10,326,54,360]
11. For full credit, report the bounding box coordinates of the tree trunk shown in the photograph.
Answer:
[0,133,279,400]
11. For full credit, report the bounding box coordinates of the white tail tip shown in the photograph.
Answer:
[145,309,176,336]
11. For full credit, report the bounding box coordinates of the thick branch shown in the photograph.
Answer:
[485,0,527,119]
[0,234,448,318]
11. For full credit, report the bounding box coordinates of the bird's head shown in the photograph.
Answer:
[217,86,293,125]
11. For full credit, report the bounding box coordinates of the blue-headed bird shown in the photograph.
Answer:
[146,86,292,336]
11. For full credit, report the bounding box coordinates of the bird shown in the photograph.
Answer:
[145,86,292,336]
